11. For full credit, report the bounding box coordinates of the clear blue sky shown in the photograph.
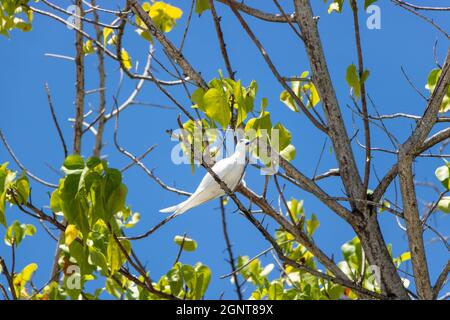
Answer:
[0,0,449,299]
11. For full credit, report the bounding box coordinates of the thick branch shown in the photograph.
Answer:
[92,0,107,157]
[217,0,295,23]
[73,0,85,155]
[433,260,450,299]
[128,0,208,89]
[397,51,450,300]
[293,0,363,211]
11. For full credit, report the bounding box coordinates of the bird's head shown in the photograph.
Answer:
[239,138,251,147]
[235,138,256,154]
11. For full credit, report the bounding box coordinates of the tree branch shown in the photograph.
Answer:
[397,50,450,300]
[293,0,363,212]
[128,0,208,89]
[219,197,243,300]
[92,0,107,157]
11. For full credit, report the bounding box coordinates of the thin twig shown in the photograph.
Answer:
[219,197,243,300]
[44,83,68,158]
[0,257,17,300]
[0,130,58,188]
[350,0,371,202]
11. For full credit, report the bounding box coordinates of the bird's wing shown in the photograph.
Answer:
[192,157,236,194]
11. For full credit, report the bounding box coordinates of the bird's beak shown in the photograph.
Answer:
[249,137,257,144]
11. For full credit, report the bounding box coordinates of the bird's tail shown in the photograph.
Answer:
[159,192,210,215]
[159,198,191,214]
[159,204,180,213]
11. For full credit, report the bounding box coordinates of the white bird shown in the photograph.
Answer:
[159,138,252,215]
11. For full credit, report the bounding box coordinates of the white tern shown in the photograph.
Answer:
[159,138,252,215]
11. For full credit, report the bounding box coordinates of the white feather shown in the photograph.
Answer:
[159,140,249,215]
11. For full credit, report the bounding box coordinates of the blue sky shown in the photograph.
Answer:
[0,0,449,299]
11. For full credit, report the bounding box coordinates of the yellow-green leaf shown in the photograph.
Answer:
[174,235,197,252]
[103,27,113,46]
[346,64,361,99]
[148,1,183,33]
[65,224,79,246]
[121,48,132,70]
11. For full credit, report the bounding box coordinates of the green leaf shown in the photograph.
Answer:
[341,236,362,276]
[63,155,85,171]
[195,0,210,15]
[107,236,130,274]
[246,80,258,111]
[10,174,29,205]
[306,214,320,237]
[398,251,411,263]
[202,88,231,129]
[65,224,79,246]
[438,197,450,213]
[328,0,344,14]
[103,27,113,46]
[135,28,153,43]
[280,73,319,110]
[191,87,206,107]
[104,169,122,195]
[346,64,361,99]
[167,264,183,296]
[280,90,297,112]
[82,40,95,55]
[106,184,128,222]
[435,164,449,189]
[268,281,284,300]
[280,144,296,161]
[327,284,345,300]
[193,263,211,299]
[425,68,441,92]
[4,220,36,247]
[123,212,141,228]
[361,69,370,83]
[121,48,132,70]
[364,0,378,10]
[302,82,320,108]
[86,157,101,169]
[233,80,252,125]
[58,174,90,237]
[0,163,10,226]
[425,68,450,112]
[148,1,183,33]
[13,263,38,298]
[89,247,109,274]
[50,189,62,213]
[272,123,292,151]
[174,235,197,252]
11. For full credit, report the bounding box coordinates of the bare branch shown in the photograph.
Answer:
[128,0,208,89]
[350,0,371,199]
[391,0,450,39]
[0,130,58,188]
[224,0,328,133]
[293,0,364,214]
[219,197,243,300]
[44,83,68,158]
[92,0,107,158]
[392,0,450,12]
[0,257,17,300]
[73,0,85,155]
[217,0,295,23]
[433,261,450,299]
